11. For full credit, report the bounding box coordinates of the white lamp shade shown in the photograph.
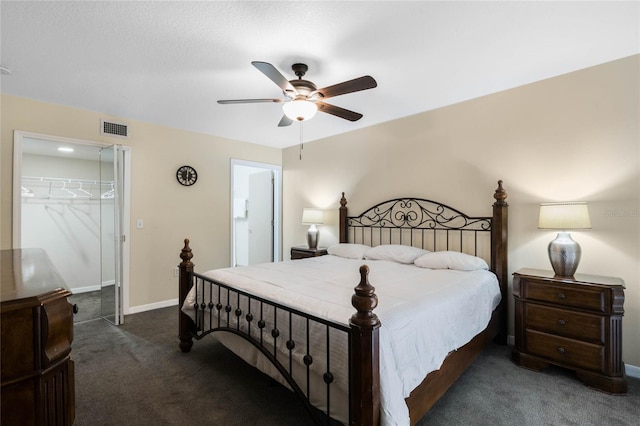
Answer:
[302,208,324,225]
[283,99,317,122]
[538,202,591,230]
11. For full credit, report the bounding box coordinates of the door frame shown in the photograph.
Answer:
[12,130,131,315]
[230,159,282,266]
[99,144,126,325]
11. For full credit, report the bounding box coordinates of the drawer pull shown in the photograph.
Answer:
[557,293,566,300]
[557,347,566,354]
[557,319,566,326]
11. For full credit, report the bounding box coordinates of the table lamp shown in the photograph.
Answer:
[538,202,591,278]
[301,208,324,249]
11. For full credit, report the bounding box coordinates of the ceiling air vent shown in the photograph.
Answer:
[101,119,129,138]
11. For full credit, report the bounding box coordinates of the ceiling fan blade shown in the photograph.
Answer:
[218,98,285,104]
[316,102,363,121]
[277,115,293,127]
[312,76,377,100]
[252,61,297,93]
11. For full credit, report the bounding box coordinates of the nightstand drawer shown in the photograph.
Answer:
[526,329,604,373]
[526,281,606,312]
[525,304,604,344]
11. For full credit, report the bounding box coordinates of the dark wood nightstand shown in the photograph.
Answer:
[511,268,627,393]
[290,246,328,260]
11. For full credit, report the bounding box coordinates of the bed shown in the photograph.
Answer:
[178,180,509,425]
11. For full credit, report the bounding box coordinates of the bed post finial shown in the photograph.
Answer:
[178,238,194,353]
[493,180,508,207]
[339,192,348,243]
[349,265,381,425]
[180,238,193,266]
[351,265,379,325]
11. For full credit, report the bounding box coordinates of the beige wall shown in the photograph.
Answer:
[282,55,640,367]
[1,95,282,308]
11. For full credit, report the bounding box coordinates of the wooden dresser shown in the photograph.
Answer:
[1,249,75,425]
[511,268,626,393]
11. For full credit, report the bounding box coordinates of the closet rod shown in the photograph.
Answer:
[22,176,114,185]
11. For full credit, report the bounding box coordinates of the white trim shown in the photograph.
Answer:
[68,281,114,295]
[121,147,131,315]
[626,363,640,379]
[128,299,178,314]
[70,285,101,294]
[12,132,23,248]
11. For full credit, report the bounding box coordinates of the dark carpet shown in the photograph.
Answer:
[68,290,101,323]
[73,307,639,425]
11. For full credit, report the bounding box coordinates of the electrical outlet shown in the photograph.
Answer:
[174,267,179,277]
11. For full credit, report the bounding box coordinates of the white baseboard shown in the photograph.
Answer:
[507,334,639,379]
[70,285,101,294]
[69,281,115,294]
[625,363,640,379]
[127,298,178,315]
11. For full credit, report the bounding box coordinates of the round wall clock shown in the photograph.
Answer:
[176,165,197,186]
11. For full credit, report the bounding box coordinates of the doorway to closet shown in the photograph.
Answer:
[13,131,130,325]
[231,159,282,266]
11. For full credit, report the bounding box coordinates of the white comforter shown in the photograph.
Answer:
[183,255,501,425]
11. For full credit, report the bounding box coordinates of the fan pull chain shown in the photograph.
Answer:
[299,121,304,160]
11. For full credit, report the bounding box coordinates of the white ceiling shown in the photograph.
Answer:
[1,1,638,149]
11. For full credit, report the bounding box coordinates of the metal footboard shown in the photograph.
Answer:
[179,238,381,426]
[187,270,351,425]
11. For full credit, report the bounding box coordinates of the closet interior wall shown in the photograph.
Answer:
[21,154,113,296]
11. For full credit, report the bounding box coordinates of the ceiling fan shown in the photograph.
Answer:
[218,61,377,127]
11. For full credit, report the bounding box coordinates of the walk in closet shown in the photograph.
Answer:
[14,133,127,325]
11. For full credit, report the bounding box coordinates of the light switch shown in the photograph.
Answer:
[136,219,144,229]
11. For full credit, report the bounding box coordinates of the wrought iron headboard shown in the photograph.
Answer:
[341,196,494,263]
[338,181,509,345]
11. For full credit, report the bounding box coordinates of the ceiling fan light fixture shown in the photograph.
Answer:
[283,98,317,122]
[218,61,376,127]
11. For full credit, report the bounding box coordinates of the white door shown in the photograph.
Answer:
[230,159,282,266]
[247,170,273,265]
[99,145,125,325]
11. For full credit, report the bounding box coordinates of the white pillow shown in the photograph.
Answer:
[364,244,428,264]
[414,251,489,271]
[327,243,371,260]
